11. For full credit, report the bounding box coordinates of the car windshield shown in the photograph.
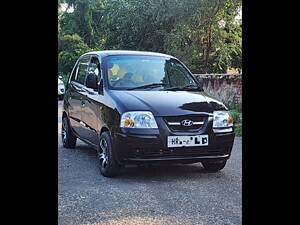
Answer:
[106,56,198,90]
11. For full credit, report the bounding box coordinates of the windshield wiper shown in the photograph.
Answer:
[127,83,166,90]
[164,84,200,91]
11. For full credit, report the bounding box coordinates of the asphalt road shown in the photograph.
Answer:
[58,100,242,225]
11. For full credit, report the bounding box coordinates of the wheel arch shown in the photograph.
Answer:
[100,126,110,136]
[62,111,68,119]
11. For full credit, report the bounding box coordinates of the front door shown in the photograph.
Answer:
[81,56,102,144]
[68,55,90,137]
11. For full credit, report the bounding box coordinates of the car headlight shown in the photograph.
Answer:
[213,111,233,128]
[120,111,158,128]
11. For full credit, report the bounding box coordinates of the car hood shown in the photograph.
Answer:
[110,90,227,116]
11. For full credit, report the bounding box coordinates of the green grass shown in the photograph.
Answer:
[228,103,242,137]
[234,124,242,137]
[230,109,241,124]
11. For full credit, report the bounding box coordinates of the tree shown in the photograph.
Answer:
[102,0,198,52]
[59,0,105,48]
[58,0,242,75]
[58,34,91,75]
[165,0,242,73]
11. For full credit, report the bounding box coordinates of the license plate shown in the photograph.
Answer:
[167,135,209,147]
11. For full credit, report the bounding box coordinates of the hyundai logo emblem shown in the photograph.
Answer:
[181,119,193,127]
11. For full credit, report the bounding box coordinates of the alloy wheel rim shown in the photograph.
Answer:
[98,138,109,169]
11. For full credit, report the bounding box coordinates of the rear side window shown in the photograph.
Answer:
[70,62,79,82]
[74,56,90,85]
[88,56,101,80]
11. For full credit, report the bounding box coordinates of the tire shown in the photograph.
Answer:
[202,161,227,172]
[97,131,120,177]
[61,116,77,148]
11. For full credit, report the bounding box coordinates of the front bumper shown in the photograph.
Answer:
[112,117,235,164]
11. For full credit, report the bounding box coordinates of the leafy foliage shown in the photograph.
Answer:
[58,34,91,75]
[58,0,242,75]
[229,103,242,136]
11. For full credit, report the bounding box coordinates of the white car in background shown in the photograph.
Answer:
[58,76,65,100]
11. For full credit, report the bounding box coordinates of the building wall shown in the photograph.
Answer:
[194,74,242,104]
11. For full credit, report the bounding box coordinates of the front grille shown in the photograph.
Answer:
[164,115,208,132]
[128,146,227,159]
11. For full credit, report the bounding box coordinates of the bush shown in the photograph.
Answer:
[228,103,242,137]
[230,109,241,124]
[58,34,91,76]
[226,102,242,112]
[58,34,90,53]
[234,124,242,137]
[58,51,77,76]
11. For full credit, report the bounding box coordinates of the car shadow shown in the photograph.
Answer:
[71,142,97,156]
[62,141,225,181]
[118,163,224,181]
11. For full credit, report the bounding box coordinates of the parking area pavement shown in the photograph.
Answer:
[58,100,242,225]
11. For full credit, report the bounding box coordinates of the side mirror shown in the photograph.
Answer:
[86,73,98,90]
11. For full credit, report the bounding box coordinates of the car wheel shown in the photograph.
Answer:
[97,131,120,177]
[61,116,77,148]
[202,161,227,172]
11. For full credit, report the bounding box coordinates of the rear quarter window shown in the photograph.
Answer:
[73,56,90,85]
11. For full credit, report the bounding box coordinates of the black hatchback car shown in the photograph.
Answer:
[62,50,235,177]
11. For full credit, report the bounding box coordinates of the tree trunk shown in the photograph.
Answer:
[204,25,212,73]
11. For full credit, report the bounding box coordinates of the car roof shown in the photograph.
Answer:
[81,50,175,59]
